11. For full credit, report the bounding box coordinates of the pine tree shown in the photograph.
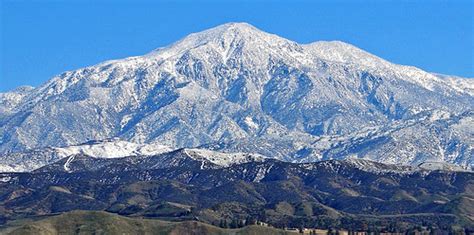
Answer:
[238,219,245,228]
[219,219,228,228]
[230,219,238,229]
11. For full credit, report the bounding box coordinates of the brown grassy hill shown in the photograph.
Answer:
[1,210,296,235]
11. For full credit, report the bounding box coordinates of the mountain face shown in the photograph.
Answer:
[0,86,34,118]
[0,22,473,167]
[1,152,472,230]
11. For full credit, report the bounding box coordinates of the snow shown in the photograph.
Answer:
[120,115,133,129]
[0,139,173,172]
[304,41,474,96]
[0,165,16,173]
[435,74,474,95]
[183,148,266,167]
[244,116,259,129]
[63,155,75,172]
[342,158,418,174]
[253,164,273,182]
[428,110,451,122]
[303,41,392,69]
[53,138,172,159]
[0,175,11,182]
[0,86,35,114]
[418,161,470,172]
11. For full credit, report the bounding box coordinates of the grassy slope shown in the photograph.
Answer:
[1,210,297,235]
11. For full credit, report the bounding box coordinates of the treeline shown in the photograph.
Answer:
[214,216,259,229]
[211,214,472,234]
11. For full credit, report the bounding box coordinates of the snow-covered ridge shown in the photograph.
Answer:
[2,139,471,174]
[304,41,474,96]
[342,158,418,174]
[434,74,474,95]
[312,158,472,175]
[309,158,419,175]
[0,139,172,172]
[303,41,392,69]
[53,138,171,159]
[0,138,268,172]
[182,148,266,167]
[418,161,471,172]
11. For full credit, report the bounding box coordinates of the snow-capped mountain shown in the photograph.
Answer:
[0,22,473,167]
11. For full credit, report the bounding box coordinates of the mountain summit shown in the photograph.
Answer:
[0,23,473,167]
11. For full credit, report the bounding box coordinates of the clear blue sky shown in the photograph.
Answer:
[1,0,473,92]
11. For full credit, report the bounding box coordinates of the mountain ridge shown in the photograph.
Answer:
[0,138,470,173]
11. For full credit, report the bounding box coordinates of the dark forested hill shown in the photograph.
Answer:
[0,152,472,232]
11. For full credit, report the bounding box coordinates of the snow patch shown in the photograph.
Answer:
[53,138,172,159]
[244,116,259,129]
[183,148,266,167]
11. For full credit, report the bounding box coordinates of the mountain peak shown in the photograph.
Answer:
[211,22,259,32]
[189,22,264,39]
[185,22,267,44]
[149,22,296,60]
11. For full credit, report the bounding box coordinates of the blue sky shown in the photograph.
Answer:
[1,0,473,92]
